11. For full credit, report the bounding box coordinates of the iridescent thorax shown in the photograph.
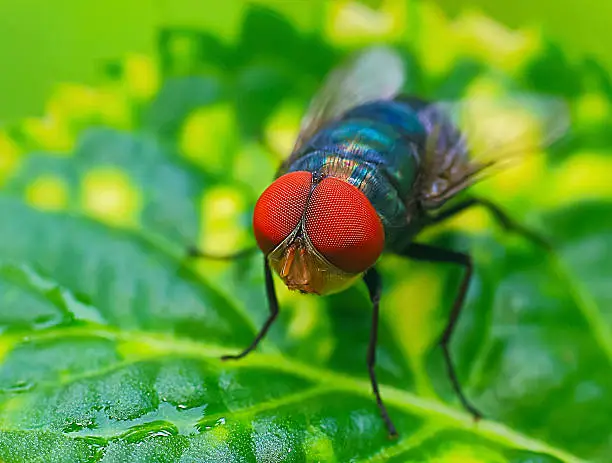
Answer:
[283,100,429,251]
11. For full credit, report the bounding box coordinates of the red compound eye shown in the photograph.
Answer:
[253,171,313,254]
[305,177,384,273]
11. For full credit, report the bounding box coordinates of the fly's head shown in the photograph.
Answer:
[253,171,385,295]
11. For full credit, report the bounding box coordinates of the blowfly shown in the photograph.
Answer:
[190,46,569,437]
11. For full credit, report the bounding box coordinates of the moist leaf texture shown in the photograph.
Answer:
[0,2,610,462]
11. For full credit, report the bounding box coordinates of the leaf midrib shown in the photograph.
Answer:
[2,326,588,463]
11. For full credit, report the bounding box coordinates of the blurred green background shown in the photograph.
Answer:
[1,0,612,121]
[0,1,611,462]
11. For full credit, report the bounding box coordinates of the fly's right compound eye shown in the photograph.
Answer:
[253,171,313,254]
[304,177,384,274]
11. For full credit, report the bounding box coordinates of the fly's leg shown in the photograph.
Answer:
[363,267,398,439]
[221,256,279,361]
[401,242,482,420]
[429,196,552,250]
[187,246,271,359]
[186,245,258,261]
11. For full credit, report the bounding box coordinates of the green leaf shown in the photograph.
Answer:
[1,3,612,463]
[0,119,608,462]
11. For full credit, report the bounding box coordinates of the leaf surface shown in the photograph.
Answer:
[0,4,611,463]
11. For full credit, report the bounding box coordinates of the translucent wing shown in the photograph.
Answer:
[291,45,406,156]
[415,93,570,207]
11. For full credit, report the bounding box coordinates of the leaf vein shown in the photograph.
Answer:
[8,326,589,463]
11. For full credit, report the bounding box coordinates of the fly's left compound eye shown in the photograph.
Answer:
[253,171,313,254]
[305,177,384,273]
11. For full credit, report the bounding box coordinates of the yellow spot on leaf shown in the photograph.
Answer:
[206,422,230,442]
[275,278,308,306]
[387,270,441,358]
[47,84,131,130]
[199,187,248,255]
[575,92,610,125]
[81,168,141,226]
[95,89,132,129]
[0,336,17,363]
[0,396,26,427]
[22,116,74,153]
[438,205,492,234]
[459,79,554,204]
[383,262,442,396]
[123,54,160,101]
[47,84,99,125]
[545,152,612,205]
[0,132,21,186]
[286,297,321,340]
[180,104,235,174]
[417,6,540,77]
[276,285,334,359]
[457,98,544,167]
[465,75,507,98]
[232,142,277,194]
[453,11,541,73]
[25,175,68,212]
[168,34,198,59]
[305,426,337,462]
[479,153,546,201]
[325,0,407,45]
[264,101,303,158]
[416,2,458,76]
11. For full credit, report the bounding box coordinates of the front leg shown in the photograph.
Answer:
[401,242,482,420]
[363,267,398,438]
[221,255,280,361]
